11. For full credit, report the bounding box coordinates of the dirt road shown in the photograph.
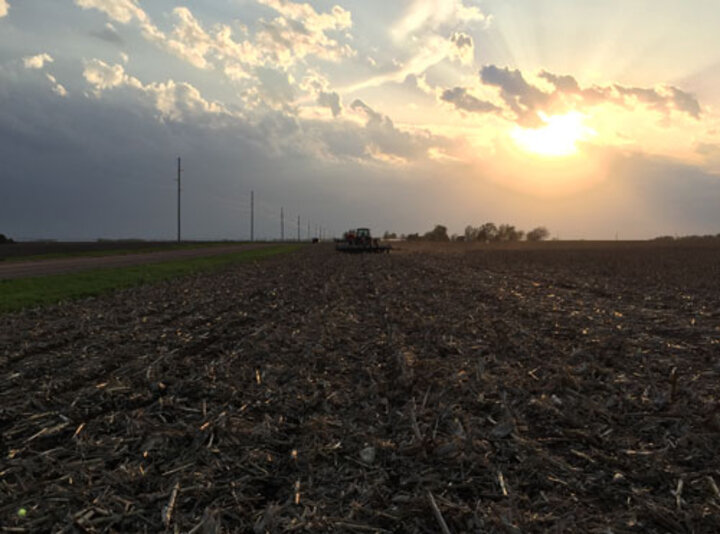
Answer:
[0,244,273,279]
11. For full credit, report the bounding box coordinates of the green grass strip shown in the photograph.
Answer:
[4,241,251,263]
[0,244,302,314]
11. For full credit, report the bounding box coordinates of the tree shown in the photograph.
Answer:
[423,224,450,242]
[383,231,397,239]
[464,225,479,242]
[526,226,550,242]
[0,234,14,244]
[496,224,524,242]
[477,222,498,242]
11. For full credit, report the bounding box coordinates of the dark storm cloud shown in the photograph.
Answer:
[440,87,501,113]
[0,76,448,240]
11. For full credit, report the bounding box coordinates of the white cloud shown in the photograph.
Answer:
[83,58,141,91]
[74,0,147,25]
[75,0,353,79]
[23,53,54,70]
[74,0,164,42]
[46,74,68,97]
[256,0,355,67]
[83,59,226,121]
[392,0,488,41]
[0,0,9,18]
[165,7,214,69]
[145,79,225,121]
[258,0,352,33]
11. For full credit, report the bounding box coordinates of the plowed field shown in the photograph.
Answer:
[1,243,719,532]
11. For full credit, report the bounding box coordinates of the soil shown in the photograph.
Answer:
[0,244,273,280]
[1,242,719,533]
[0,242,193,261]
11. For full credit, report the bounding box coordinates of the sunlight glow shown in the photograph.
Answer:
[511,112,596,157]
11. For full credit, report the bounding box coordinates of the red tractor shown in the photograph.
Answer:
[336,228,391,253]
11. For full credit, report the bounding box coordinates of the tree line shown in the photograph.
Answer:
[384,223,550,242]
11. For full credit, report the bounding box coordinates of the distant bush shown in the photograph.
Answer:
[496,224,524,242]
[423,225,450,242]
[405,221,552,243]
[0,234,15,244]
[652,236,675,242]
[527,226,550,242]
[652,234,720,242]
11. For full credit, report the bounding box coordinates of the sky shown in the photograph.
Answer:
[1,0,720,240]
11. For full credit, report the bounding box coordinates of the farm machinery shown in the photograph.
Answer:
[335,228,391,253]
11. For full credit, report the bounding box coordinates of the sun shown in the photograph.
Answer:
[510,111,596,157]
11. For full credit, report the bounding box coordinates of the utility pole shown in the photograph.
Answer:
[280,207,284,241]
[307,221,310,240]
[250,190,254,242]
[297,216,300,241]
[177,157,182,243]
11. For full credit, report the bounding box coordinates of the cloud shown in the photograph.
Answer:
[83,59,225,121]
[441,87,500,113]
[75,0,354,111]
[90,22,125,45]
[23,53,54,70]
[254,66,295,107]
[258,0,352,33]
[46,74,68,97]
[392,0,487,40]
[538,69,702,119]
[480,65,549,125]
[256,0,355,66]
[345,98,442,163]
[83,58,140,91]
[350,99,384,126]
[449,32,474,65]
[74,0,164,42]
[341,34,456,94]
[612,84,701,119]
[164,7,214,69]
[462,65,703,126]
[74,0,148,25]
[317,91,341,117]
[538,71,579,93]
[0,0,8,18]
